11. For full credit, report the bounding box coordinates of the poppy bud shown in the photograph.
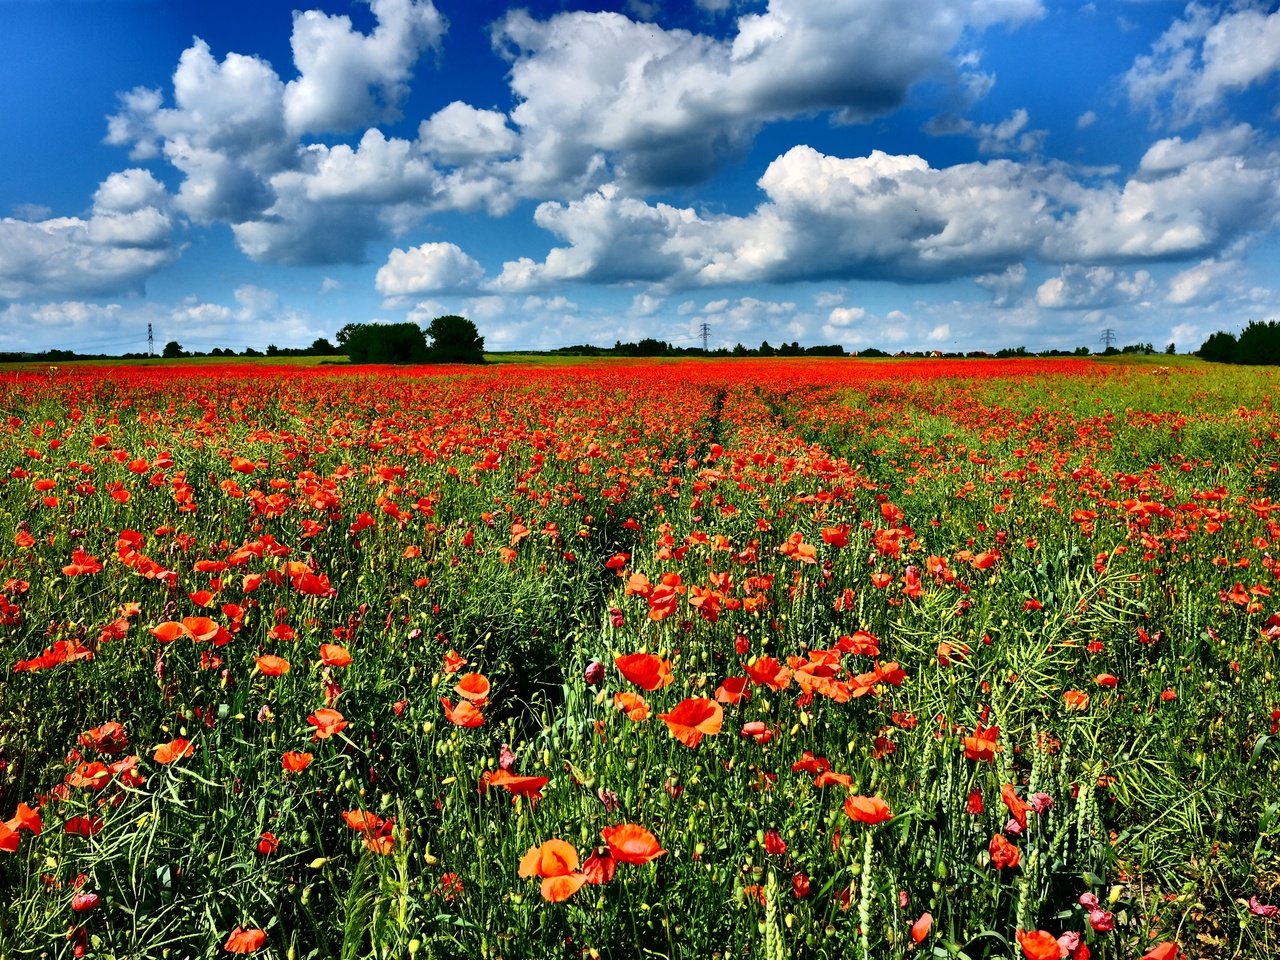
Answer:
[585,661,605,686]
[70,892,99,912]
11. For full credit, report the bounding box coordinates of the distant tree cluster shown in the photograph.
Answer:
[1197,321,1280,365]
[159,339,341,359]
[338,316,485,364]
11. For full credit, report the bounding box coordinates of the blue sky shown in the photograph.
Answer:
[2,0,1279,355]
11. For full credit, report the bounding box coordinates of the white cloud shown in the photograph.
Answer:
[1137,123,1255,177]
[1035,265,1154,309]
[1125,4,1280,125]
[419,102,518,166]
[283,0,446,135]
[491,141,1280,291]
[975,262,1027,307]
[0,301,128,350]
[1076,110,1096,129]
[827,306,866,327]
[492,0,1042,193]
[926,323,952,342]
[1166,257,1238,305]
[376,242,485,296]
[926,108,1047,155]
[0,169,177,300]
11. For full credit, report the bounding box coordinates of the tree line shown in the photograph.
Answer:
[1197,320,1280,366]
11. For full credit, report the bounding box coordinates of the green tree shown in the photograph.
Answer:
[425,315,485,363]
[308,337,337,355]
[1197,330,1238,363]
[343,322,430,363]
[162,341,184,358]
[1234,320,1280,365]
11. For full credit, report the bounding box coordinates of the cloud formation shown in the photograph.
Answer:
[0,169,178,300]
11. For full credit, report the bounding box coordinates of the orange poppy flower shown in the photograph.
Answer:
[256,655,291,677]
[540,873,588,902]
[657,698,723,748]
[486,770,549,803]
[281,751,313,773]
[1001,784,1031,829]
[152,738,194,765]
[79,722,128,755]
[440,698,484,728]
[1140,943,1184,960]
[6,802,42,835]
[0,822,18,853]
[601,823,666,865]
[181,616,221,642]
[319,643,352,668]
[149,621,190,643]
[1016,929,1061,960]
[613,691,650,721]
[455,672,490,703]
[224,927,267,954]
[582,848,617,885]
[813,770,853,789]
[989,834,1021,870]
[307,708,348,740]
[911,912,933,943]
[714,676,751,704]
[614,653,674,691]
[744,656,791,689]
[519,838,580,878]
[1063,689,1090,711]
[843,795,892,825]
[963,724,1002,762]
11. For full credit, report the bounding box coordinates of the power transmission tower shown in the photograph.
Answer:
[147,323,155,357]
[699,322,710,352]
[1099,328,1116,350]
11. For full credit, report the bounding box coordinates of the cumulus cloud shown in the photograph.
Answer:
[1125,3,1280,125]
[1035,265,1154,309]
[0,301,128,350]
[104,2,445,265]
[0,169,177,300]
[283,0,446,135]
[492,0,1043,193]
[1166,257,1238,305]
[975,263,1027,307]
[1137,123,1255,177]
[493,134,1280,292]
[376,242,485,296]
[419,102,519,166]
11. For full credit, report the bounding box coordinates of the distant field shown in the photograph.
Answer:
[0,357,1275,959]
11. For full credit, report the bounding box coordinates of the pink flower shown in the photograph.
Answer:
[1250,896,1279,918]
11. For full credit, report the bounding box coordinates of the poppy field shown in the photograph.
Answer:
[0,357,1277,960]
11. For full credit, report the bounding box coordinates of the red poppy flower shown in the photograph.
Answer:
[1140,943,1184,960]
[911,912,933,943]
[989,834,1021,870]
[714,676,750,704]
[1016,929,1061,960]
[844,795,892,825]
[963,724,1002,762]
[1001,784,1031,829]
[1063,689,1090,711]
[307,708,348,740]
[582,848,617,885]
[256,832,279,855]
[152,738,194,765]
[256,655,291,677]
[282,751,313,772]
[657,698,723,748]
[601,823,666,865]
[440,698,484,728]
[455,672,490,703]
[614,653,675,691]
[613,691,650,721]
[744,655,791,689]
[486,770,549,803]
[319,643,352,668]
[224,927,267,954]
[79,722,128,755]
